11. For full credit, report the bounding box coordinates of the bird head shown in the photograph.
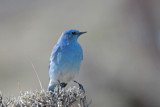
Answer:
[60,29,87,42]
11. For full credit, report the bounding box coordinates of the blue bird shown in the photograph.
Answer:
[48,29,86,92]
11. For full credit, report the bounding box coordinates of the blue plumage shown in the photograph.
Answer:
[48,29,86,91]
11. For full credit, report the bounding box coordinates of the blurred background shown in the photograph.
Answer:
[0,0,160,107]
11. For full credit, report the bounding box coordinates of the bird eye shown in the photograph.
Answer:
[71,31,76,35]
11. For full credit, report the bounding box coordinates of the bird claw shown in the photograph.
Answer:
[58,80,67,88]
[74,80,85,93]
[79,84,85,93]
[60,82,67,88]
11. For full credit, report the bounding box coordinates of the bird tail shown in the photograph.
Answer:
[48,83,57,92]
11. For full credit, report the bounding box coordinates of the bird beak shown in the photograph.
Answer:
[79,31,87,36]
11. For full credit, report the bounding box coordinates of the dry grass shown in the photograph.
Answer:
[0,85,91,107]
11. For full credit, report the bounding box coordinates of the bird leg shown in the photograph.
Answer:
[74,80,85,93]
[57,80,67,95]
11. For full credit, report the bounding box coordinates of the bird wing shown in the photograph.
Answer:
[48,44,62,81]
[48,44,61,71]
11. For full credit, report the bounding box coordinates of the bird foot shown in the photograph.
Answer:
[60,82,67,88]
[74,80,85,93]
[58,80,67,88]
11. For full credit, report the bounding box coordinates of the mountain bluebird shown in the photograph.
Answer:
[48,29,86,92]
